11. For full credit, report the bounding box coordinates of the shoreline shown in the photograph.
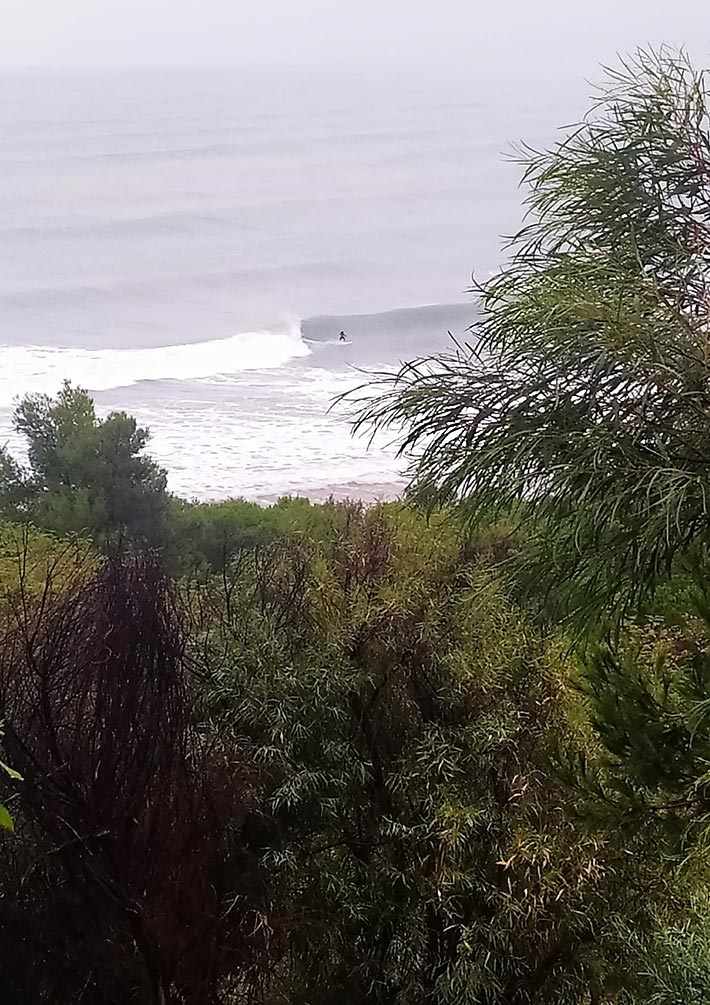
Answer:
[0,299,473,504]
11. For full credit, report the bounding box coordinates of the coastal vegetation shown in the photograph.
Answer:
[2,47,710,1004]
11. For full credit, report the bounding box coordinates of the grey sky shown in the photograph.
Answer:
[2,0,709,73]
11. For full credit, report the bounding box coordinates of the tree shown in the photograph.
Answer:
[3,382,169,549]
[0,552,271,1004]
[190,503,677,1004]
[352,49,710,625]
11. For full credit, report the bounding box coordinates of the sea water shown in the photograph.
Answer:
[0,68,584,500]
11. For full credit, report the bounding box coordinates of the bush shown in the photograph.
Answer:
[189,503,677,1004]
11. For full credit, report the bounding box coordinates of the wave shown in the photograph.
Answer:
[0,210,255,243]
[0,260,347,309]
[304,337,352,346]
[0,141,242,169]
[0,325,310,409]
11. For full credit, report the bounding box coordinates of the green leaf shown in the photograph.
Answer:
[0,760,22,782]
[0,803,14,832]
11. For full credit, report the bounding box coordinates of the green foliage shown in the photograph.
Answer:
[0,497,699,1003]
[191,503,675,1004]
[335,50,710,1001]
[620,914,710,1003]
[0,804,12,832]
[351,49,710,627]
[171,494,413,575]
[562,594,710,880]
[0,734,21,835]
[0,450,30,520]
[170,498,280,572]
[170,495,337,574]
[1,48,709,1005]
[0,527,85,846]
[1,381,169,549]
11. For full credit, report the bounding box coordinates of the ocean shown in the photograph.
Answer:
[0,68,584,501]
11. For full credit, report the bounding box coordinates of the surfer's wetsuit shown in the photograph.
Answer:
[339,331,347,341]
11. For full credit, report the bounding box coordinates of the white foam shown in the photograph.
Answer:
[0,325,310,408]
[304,337,352,346]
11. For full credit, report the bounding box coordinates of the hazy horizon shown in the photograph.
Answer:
[3,1,709,76]
[3,0,710,501]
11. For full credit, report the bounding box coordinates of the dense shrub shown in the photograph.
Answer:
[0,552,272,1005]
[188,504,679,1004]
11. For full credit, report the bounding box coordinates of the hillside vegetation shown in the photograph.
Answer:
[2,49,710,1005]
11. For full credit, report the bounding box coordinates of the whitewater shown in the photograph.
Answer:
[0,68,584,500]
[0,326,310,407]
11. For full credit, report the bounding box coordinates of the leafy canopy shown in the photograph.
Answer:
[0,381,169,547]
[353,50,710,623]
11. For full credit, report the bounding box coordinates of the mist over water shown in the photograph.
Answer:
[0,68,587,499]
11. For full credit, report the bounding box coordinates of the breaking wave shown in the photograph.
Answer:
[0,324,310,408]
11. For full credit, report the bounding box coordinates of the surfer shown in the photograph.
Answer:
[339,330,347,342]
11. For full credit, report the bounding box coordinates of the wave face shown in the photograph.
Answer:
[0,67,570,500]
[0,67,553,353]
[0,326,310,408]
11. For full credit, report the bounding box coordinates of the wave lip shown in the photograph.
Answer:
[0,324,309,408]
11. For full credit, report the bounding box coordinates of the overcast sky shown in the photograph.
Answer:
[2,0,709,74]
